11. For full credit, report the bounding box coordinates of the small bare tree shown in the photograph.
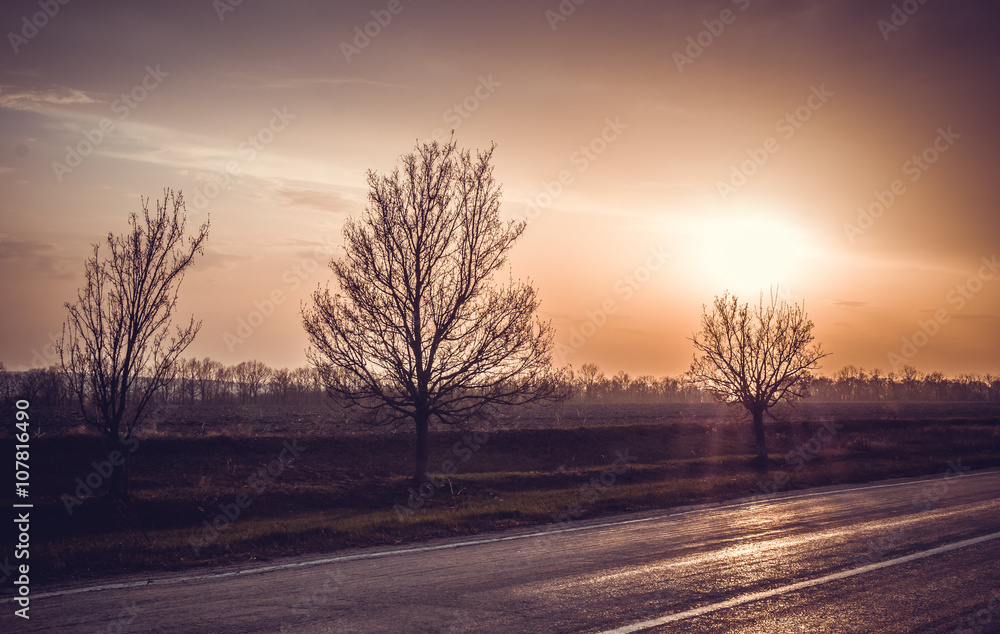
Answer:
[58,189,209,500]
[689,290,828,467]
[303,140,560,482]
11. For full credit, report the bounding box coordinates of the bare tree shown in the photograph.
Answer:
[270,367,293,404]
[577,362,605,401]
[234,360,272,404]
[57,189,209,500]
[38,366,70,405]
[176,357,198,405]
[290,366,322,404]
[303,140,560,481]
[17,369,46,404]
[211,361,234,404]
[0,361,9,404]
[189,357,223,403]
[610,370,632,399]
[689,290,829,467]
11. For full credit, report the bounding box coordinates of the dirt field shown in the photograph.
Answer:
[6,400,999,586]
[24,399,1000,437]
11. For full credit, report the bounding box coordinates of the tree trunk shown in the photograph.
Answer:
[107,435,130,501]
[413,409,429,484]
[751,406,768,470]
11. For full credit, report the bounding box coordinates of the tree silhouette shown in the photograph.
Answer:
[234,359,272,403]
[303,140,559,482]
[689,290,828,468]
[58,189,208,500]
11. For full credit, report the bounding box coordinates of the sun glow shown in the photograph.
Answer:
[674,208,816,296]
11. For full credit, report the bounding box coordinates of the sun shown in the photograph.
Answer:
[674,208,815,296]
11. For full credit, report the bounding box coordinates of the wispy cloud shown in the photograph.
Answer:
[0,84,99,114]
[223,72,399,91]
[196,247,254,272]
[268,184,359,214]
[941,313,998,322]
[826,299,870,308]
[0,239,78,279]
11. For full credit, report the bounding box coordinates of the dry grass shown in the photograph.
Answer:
[12,403,999,586]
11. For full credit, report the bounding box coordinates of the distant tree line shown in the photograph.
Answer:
[808,364,1000,402]
[0,359,325,408]
[4,359,1000,408]
[567,363,1000,404]
[566,363,709,403]
[4,359,998,409]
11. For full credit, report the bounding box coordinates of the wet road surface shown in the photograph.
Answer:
[5,469,999,633]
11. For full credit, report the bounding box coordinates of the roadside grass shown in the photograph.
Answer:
[15,411,1000,586]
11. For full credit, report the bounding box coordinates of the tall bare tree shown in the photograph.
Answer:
[58,189,209,500]
[303,140,560,481]
[689,290,828,467]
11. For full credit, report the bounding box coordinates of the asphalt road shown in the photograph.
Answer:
[5,468,1000,633]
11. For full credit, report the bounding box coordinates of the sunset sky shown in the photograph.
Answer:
[2,0,999,378]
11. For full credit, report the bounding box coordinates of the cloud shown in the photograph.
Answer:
[827,299,870,308]
[270,186,358,214]
[223,72,398,91]
[0,85,98,113]
[0,239,78,280]
[195,247,253,272]
[946,313,999,322]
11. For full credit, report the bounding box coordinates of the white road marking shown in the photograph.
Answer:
[16,469,997,602]
[598,529,1000,633]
